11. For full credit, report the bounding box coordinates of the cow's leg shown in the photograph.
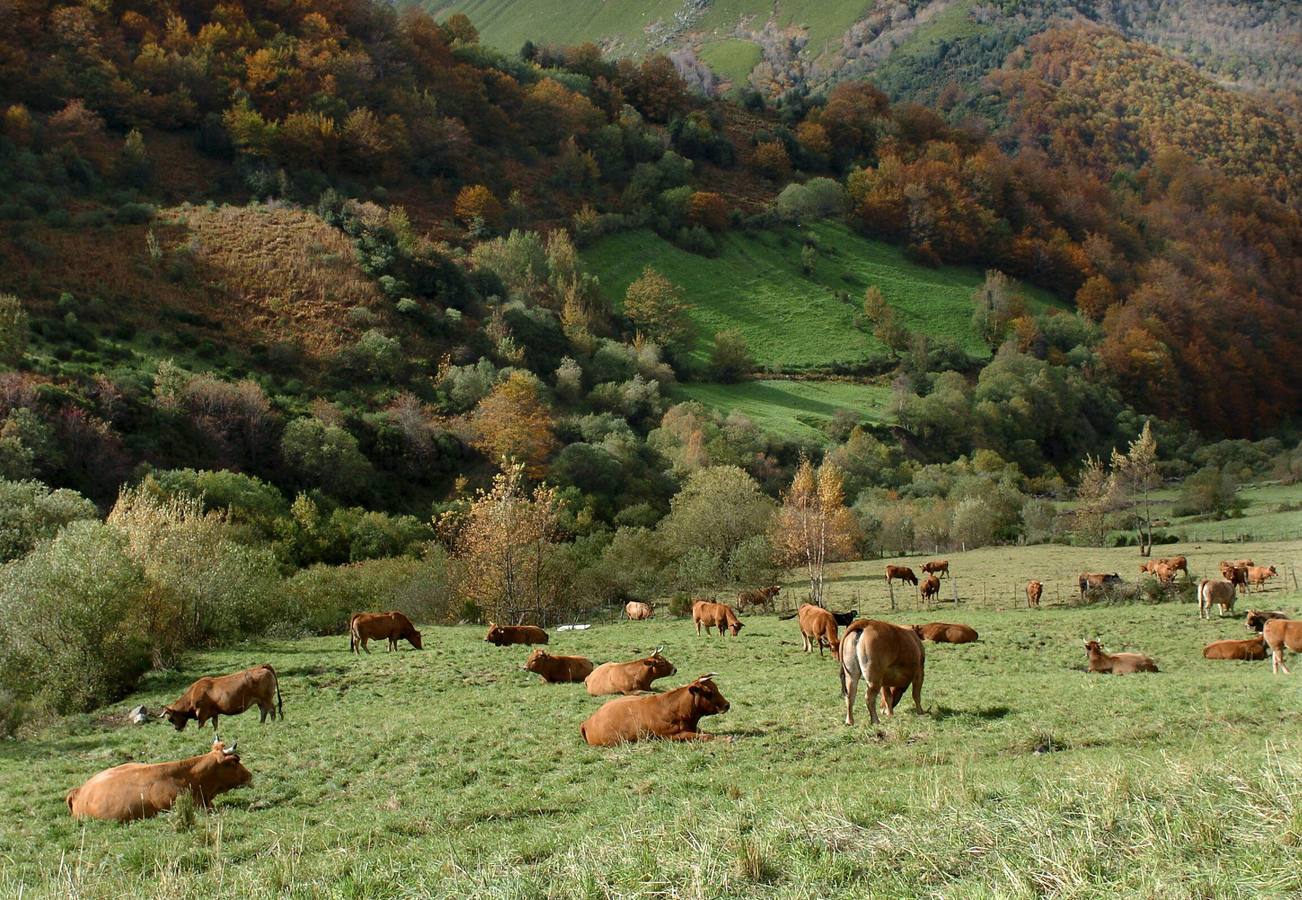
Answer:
[844,670,858,726]
[259,705,267,724]
[695,621,702,636]
[910,674,924,715]
[361,637,370,654]
[1276,649,1292,674]
[866,681,882,725]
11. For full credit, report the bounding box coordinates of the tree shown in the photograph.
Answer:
[0,294,28,368]
[709,329,754,383]
[454,185,504,232]
[1073,455,1116,547]
[659,466,775,583]
[971,270,1023,350]
[754,141,791,180]
[280,417,374,500]
[470,372,557,479]
[800,244,817,276]
[623,266,693,355]
[772,457,857,606]
[439,462,569,624]
[1109,420,1160,555]
[688,191,728,232]
[115,129,152,187]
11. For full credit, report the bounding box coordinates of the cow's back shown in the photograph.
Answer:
[1203,637,1267,660]
[68,763,177,822]
[844,620,924,685]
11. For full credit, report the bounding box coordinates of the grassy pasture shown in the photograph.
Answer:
[2,540,1300,897]
[696,40,764,84]
[583,222,1064,370]
[673,378,892,443]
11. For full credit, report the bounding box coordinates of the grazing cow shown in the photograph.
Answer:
[919,574,941,604]
[624,601,654,620]
[797,604,839,657]
[1138,560,1159,575]
[159,665,282,732]
[585,647,676,696]
[831,609,858,627]
[839,619,925,727]
[1198,579,1237,619]
[1232,559,1255,568]
[913,622,978,644]
[1158,556,1188,577]
[1026,580,1043,608]
[885,565,918,587]
[1246,610,1302,674]
[1078,572,1122,597]
[737,585,781,611]
[1082,640,1158,674]
[523,649,594,684]
[580,675,730,745]
[1245,565,1278,589]
[1150,562,1177,585]
[1202,636,1267,661]
[1221,565,1249,594]
[692,600,743,636]
[921,559,949,578]
[66,739,250,822]
[485,624,549,646]
[350,611,422,654]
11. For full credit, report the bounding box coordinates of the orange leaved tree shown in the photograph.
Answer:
[772,456,857,607]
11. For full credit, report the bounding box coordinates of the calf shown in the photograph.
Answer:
[624,601,654,620]
[919,573,941,604]
[913,622,978,644]
[66,739,250,822]
[523,649,595,683]
[1202,636,1267,661]
[485,623,549,646]
[1245,565,1278,589]
[1246,610,1302,675]
[839,619,925,727]
[580,675,729,745]
[1198,578,1237,619]
[692,600,743,636]
[885,565,918,587]
[350,611,422,653]
[1026,580,1043,608]
[1078,572,1122,597]
[1082,639,1158,674]
[585,648,677,696]
[797,604,838,657]
[737,585,780,611]
[159,665,282,731]
[921,559,949,578]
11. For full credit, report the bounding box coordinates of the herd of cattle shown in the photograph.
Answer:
[64,557,1298,823]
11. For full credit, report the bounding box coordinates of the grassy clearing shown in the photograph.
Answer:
[2,539,1300,897]
[583,221,1064,369]
[1161,482,1302,544]
[697,39,763,83]
[674,378,892,443]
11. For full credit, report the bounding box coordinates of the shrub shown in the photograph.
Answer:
[280,418,374,500]
[282,550,452,636]
[0,478,98,562]
[668,591,693,617]
[709,329,754,382]
[0,294,28,367]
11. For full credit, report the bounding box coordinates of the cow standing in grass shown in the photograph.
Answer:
[159,665,283,731]
[797,604,838,657]
[839,619,925,727]
[1026,580,1043,608]
[350,611,423,653]
[1246,610,1302,674]
[1198,579,1237,619]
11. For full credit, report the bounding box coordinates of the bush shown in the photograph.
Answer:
[668,591,693,617]
[0,478,98,562]
[280,417,374,500]
[282,549,453,636]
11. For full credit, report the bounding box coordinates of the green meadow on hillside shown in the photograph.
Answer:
[583,222,1064,370]
[3,535,1299,897]
[674,379,892,443]
[697,39,763,83]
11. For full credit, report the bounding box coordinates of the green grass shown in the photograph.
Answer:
[583,222,1064,370]
[674,379,892,443]
[697,39,763,83]
[3,539,1300,896]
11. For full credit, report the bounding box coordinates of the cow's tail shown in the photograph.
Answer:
[266,664,283,719]
[777,610,797,621]
[348,614,359,653]
[837,631,850,699]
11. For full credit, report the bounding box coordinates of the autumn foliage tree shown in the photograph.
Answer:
[772,457,857,606]
[470,373,557,479]
[454,185,504,232]
[623,267,693,355]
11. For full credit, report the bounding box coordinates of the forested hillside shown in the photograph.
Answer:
[0,0,1299,721]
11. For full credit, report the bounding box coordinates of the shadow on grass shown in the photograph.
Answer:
[930,705,1011,722]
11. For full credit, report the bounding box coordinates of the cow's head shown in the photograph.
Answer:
[764,586,781,599]
[645,647,676,678]
[1244,611,1272,633]
[198,739,252,792]
[485,624,503,645]
[158,705,195,732]
[727,618,744,636]
[688,675,729,715]
[406,627,424,650]
[1266,566,1278,576]
[524,648,550,672]
[1082,639,1102,655]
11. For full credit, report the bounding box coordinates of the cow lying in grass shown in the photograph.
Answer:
[1082,640,1158,674]
[523,649,594,683]
[913,622,978,644]
[485,624,549,646]
[66,739,250,822]
[585,648,676,696]
[1202,636,1267,661]
[580,675,730,745]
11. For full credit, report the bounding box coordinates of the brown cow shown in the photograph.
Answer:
[523,649,594,684]
[1026,580,1043,608]
[585,647,676,696]
[797,604,838,657]
[1232,559,1255,568]
[1222,565,1249,595]
[692,600,743,636]
[485,623,549,646]
[350,611,422,653]
[1246,610,1302,674]
[919,574,941,604]
[913,622,978,644]
[1082,640,1158,674]
[1149,562,1177,585]
[921,559,949,578]
[580,675,730,746]
[737,585,780,611]
[624,601,654,620]
[1198,578,1237,619]
[1246,565,1278,589]
[1202,636,1267,661]
[885,565,918,587]
[159,665,282,731]
[66,739,251,822]
[839,619,925,727]
[1138,560,1159,575]
[1157,556,1188,577]
[1078,572,1122,597]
